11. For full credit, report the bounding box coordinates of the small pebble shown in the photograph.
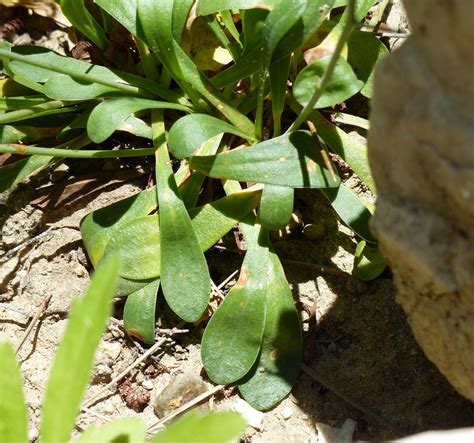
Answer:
[281,404,294,420]
[230,397,264,431]
[303,222,326,241]
[49,163,70,182]
[73,264,87,277]
[142,379,154,390]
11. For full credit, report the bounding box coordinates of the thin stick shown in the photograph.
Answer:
[217,270,239,290]
[16,295,51,354]
[1,228,53,260]
[84,322,185,407]
[147,384,227,434]
[306,120,337,182]
[301,363,395,429]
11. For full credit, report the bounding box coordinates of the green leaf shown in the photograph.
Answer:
[168,114,255,159]
[0,342,28,443]
[123,279,160,344]
[94,0,142,40]
[60,0,108,50]
[211,0,334,88]
[197,0,278,16]
[259,184,294,230]
[80,187,158,266]
[100,190,260,281]
[270,55,290,136]
[293,56,364,109]
[0,155,52,193]
[321,184,376,243]
[138,0,255,134]
[353,240,386,281]
[87,97,192,143]
[44,74,127,101]
[40,255,120,443]
[156,144,211,323]
[347,30,388,98]
[202,224,269,384]
[76,418,146,443]
[0,46,185,104]
[0,124,60,144]
[287,97,375,192]
[190,131,340,188]
[150,411,247,443]
[238,249,302,410]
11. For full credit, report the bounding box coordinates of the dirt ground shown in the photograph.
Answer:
[1,6,474,443]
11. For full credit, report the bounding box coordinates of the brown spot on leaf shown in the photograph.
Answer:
[236,266,249,287]
[270,349,279,361]
[307,159,317,173]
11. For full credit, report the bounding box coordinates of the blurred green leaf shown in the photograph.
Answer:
[0,342,28,443]
[0,155,52,193]
[353,240,386,281]
[150,411,247,443]
[40,255,120,443]
[76,418,146,443]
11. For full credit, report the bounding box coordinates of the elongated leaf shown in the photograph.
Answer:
[168,114,254,159]
[0,124,60,144]
[44,74,129,101]
[293,56,364,109]
[102,190,261,281]
[87,97,191,143]
[190,131,340,188]
[353,240,386,281]
[61,0,108,49]
[287,97,375,192]
[123,279,160,344]
[94,0,142,40]
[270,55,290,136]
[138,0,255,134]
[0,46,185,104]
[0,342,28,443]
[347,30,388,98]
[40,256,120,443]
[255,0,306,138]
[197,0,278,15]
[76,418,146,443]
[202,224,269,384]
[238,249,302,410]
[259,184,294,230]
[211,0,334,88]
[150,411,247,443]
[156,144,210,323]
[0,95,50,110]
[0,155,52,193]
[321,184,376,242]
[80,187,157,266]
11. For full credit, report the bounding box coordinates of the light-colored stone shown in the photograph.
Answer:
[316,418,356,443]
[230,397,265,431]
[368,0,474,400]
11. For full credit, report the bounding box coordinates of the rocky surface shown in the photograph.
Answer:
[368,0,474,401]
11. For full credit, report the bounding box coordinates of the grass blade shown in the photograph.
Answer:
[0,342,28,443]
[40,256,120,443]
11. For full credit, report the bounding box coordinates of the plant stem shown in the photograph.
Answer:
[0,144,156,158]
[286,0,356,133]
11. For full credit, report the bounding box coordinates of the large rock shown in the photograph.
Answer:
[368,1,474,401]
